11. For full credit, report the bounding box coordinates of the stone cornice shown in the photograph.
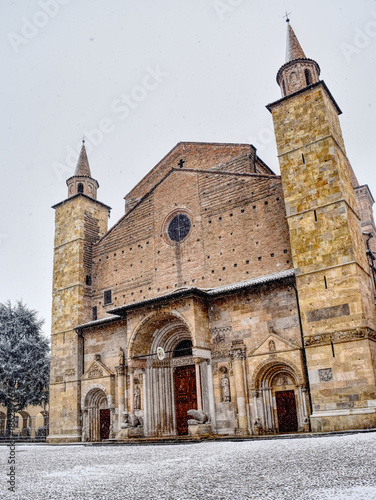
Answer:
[304,327,376,347]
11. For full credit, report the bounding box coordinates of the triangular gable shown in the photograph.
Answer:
[82,359,114,381]
[124,142,257,212]
[248,330,299,357]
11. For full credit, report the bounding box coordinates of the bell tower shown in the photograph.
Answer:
[48,141,111,443]
[268,21,376,431]
[277,20,321,97]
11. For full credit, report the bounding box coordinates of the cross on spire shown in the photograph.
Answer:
[283,11,291,23]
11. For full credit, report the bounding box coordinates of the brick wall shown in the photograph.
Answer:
[90,147,292,322]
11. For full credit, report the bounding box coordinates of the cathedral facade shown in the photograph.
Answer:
[48,23,376,443]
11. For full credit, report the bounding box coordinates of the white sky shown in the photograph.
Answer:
[1,0,375,337]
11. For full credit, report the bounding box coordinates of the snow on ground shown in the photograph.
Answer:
[1,432,376,499]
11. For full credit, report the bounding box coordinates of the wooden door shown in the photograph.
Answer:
[275,390,298,433]
[99,409,111,440]
[174,365,197,435]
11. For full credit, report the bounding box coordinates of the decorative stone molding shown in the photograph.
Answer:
[304,327,376,347]
[115,365,126,375]
[250,357,304,390]
[212,349,231,360]
[88,363,104,379]
[230,347,246,360]
[171,356,195,367]
[65,368,75,376]
[81,384,106,410]
[210,326,231,344]
[319,368,333,382]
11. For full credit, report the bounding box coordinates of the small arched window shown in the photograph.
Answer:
[77,183,84,194]
[305,69,312,86]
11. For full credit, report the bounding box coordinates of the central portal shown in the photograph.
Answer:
[174,365,197,435]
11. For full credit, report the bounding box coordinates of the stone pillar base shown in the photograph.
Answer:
[115,427,144,439]
[188,424,212,437]
[46,434,82,443]
[235,428,248,436]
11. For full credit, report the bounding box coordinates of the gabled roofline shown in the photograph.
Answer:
[95,166,280,245]
[123,141,258,201]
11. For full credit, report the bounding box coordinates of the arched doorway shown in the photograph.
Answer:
[129,313,205,437]
[83,387,110,441]
[253,360,307,434]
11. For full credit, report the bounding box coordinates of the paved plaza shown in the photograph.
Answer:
[1,432,376,499]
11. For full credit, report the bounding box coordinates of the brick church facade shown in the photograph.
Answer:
[48,22,376,442]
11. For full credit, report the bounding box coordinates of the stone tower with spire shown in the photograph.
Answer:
[48,142,111,442]
[268,21,376,431]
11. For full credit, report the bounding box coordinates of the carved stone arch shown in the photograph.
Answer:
[81,383,107,410]
[128,310,193,358]
[81,384,110,442]
[251,357,304,391]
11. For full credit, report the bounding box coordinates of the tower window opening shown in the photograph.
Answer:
[92,306,97,321]
[85,275,92,286]
[331,341,335,358]
[302,154,305,164]
[324,276,328,289]
[305,69,312,86]
[77,183,84,193]
[314,210,317,222]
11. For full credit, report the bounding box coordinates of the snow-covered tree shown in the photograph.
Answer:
[0,301,49,437]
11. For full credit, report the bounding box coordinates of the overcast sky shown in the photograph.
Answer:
[1,0,375,337]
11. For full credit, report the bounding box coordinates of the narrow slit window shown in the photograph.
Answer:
[104,289,112,305]
[314,210,317,222]
[331,341,335,358]
[324,276,328,289]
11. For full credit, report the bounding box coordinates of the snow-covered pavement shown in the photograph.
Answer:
[1,432,376,499]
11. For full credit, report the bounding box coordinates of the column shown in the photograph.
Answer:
[116,365,125,432]
[194,359,203,411]
[230,347,247,434]
[301,386,310,431]
[206,360,216,429]
[129,368,135,414]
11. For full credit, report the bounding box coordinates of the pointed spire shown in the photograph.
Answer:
[285,21,306,62]
[74,140,91,177]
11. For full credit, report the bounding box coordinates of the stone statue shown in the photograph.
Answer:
[118,347,124,366]
[221,376,231,402]
[187,409,209,425]
[269,340,276,352]
[121,412,142,428]
[134,385,141,410]
[81,427,88,442]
